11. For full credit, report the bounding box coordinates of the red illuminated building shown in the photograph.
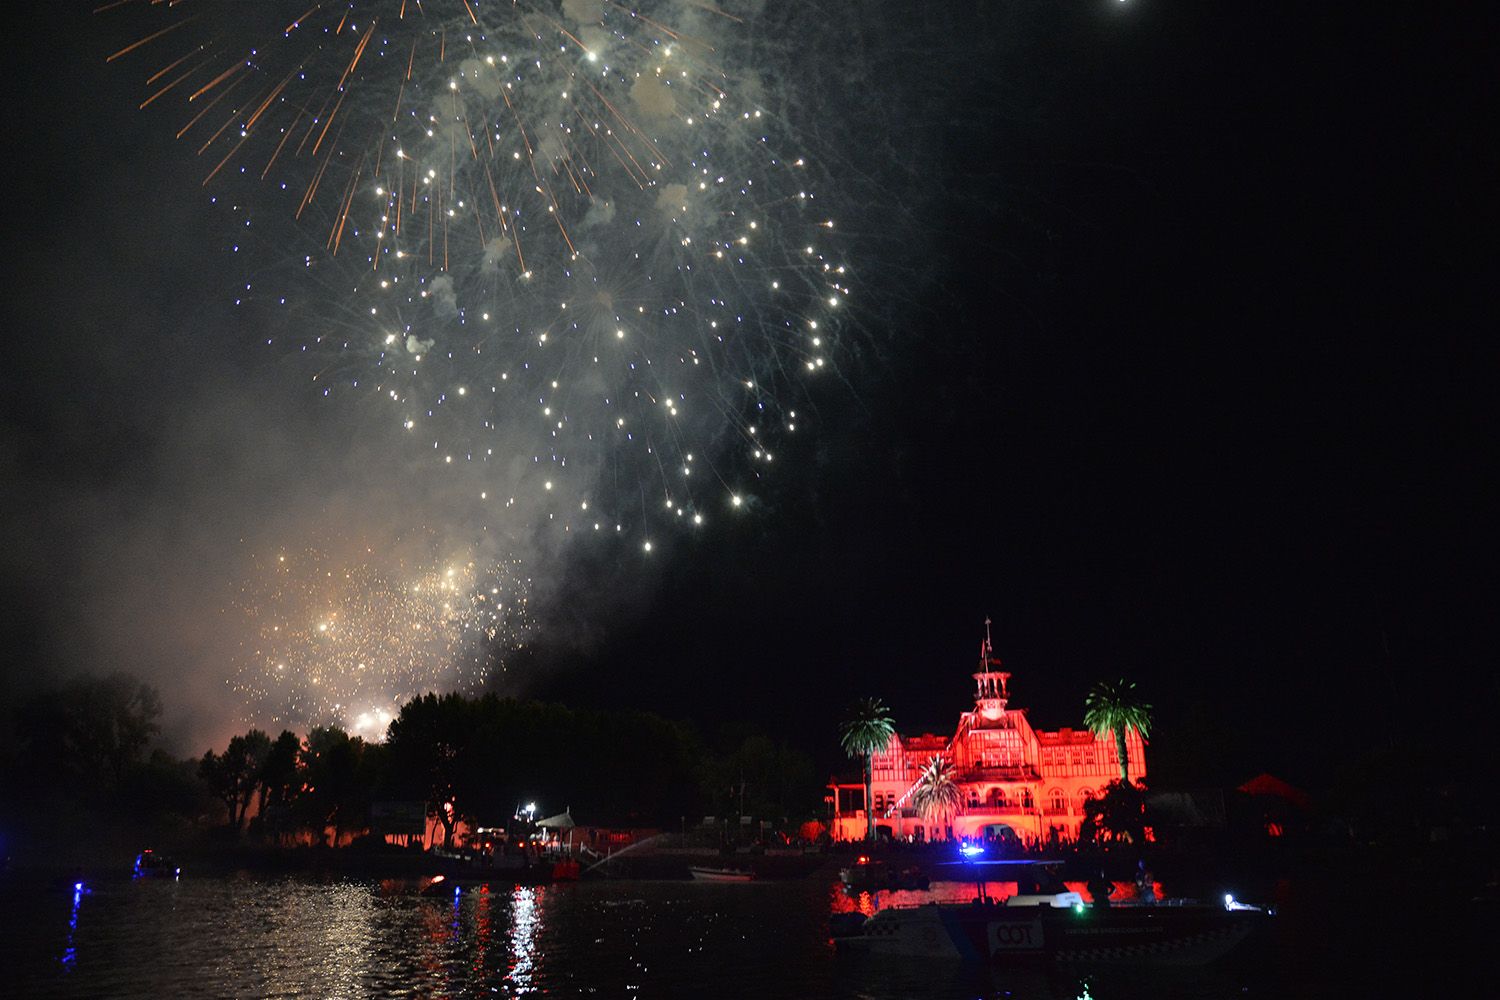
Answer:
[828,630,1146,844]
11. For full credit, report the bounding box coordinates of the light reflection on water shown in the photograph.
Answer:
[59,883,84,970]
[0,871,1365,999]
[508,885,540,992]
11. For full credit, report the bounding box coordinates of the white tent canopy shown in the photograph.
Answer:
[536,808,575,829]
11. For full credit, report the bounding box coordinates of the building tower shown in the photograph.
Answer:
[974,616,1011,721]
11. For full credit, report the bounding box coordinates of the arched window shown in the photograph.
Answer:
[1048,788,1066,813]
[1020,788,1034,809]
[988,787,1008,808]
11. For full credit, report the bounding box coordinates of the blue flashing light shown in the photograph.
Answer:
[959,844,985,858]
[454,885,462,896]
[74,882,84,892]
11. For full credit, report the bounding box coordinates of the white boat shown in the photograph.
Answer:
[688,866,754,882]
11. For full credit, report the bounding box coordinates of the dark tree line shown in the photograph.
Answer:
[372,693,819,842]
[207,693,821,842]
[196,725,382,845]
[7,672,163,791]
[0,674,821,851]
[1,673,207,843]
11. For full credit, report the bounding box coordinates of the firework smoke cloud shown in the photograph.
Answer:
[102,0,857,734]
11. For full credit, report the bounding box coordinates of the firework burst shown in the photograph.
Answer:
[106,0,850,540]
[104,0,857,729]
[232,546,531,736]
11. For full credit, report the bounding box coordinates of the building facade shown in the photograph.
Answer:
[828,636,1146,844]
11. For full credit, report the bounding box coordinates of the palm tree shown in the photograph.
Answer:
[839,697,896,843]
[1084,679,1153,783]
[910,755,962,840]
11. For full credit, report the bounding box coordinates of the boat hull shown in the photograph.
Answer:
[838,901,1265,966]
[689,867,754,882]
[840,863,930,893]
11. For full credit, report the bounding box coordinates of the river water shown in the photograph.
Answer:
[0,870,1472,998]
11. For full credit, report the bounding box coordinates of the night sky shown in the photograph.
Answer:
[3,3,1492,791]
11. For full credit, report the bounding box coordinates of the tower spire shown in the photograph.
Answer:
[974,617,1011,718]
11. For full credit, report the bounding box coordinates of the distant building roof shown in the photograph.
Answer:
[1238,773,1310,810]
[1146,790,1227,827]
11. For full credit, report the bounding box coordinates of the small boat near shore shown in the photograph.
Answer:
[840,856,929,893]
[132,849,180,879]
[425,847,580,885]
[688,866,754,882]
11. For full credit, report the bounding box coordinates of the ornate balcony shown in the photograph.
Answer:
[957,764,1041,782]
[956,803,1039,818]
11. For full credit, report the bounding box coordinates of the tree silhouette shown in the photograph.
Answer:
[199,729,271,831]
[255,730,302,841]
[910,755,962,840]
[839,697,896,842]
[295,727,370,845]
[1084,679,1152,783]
